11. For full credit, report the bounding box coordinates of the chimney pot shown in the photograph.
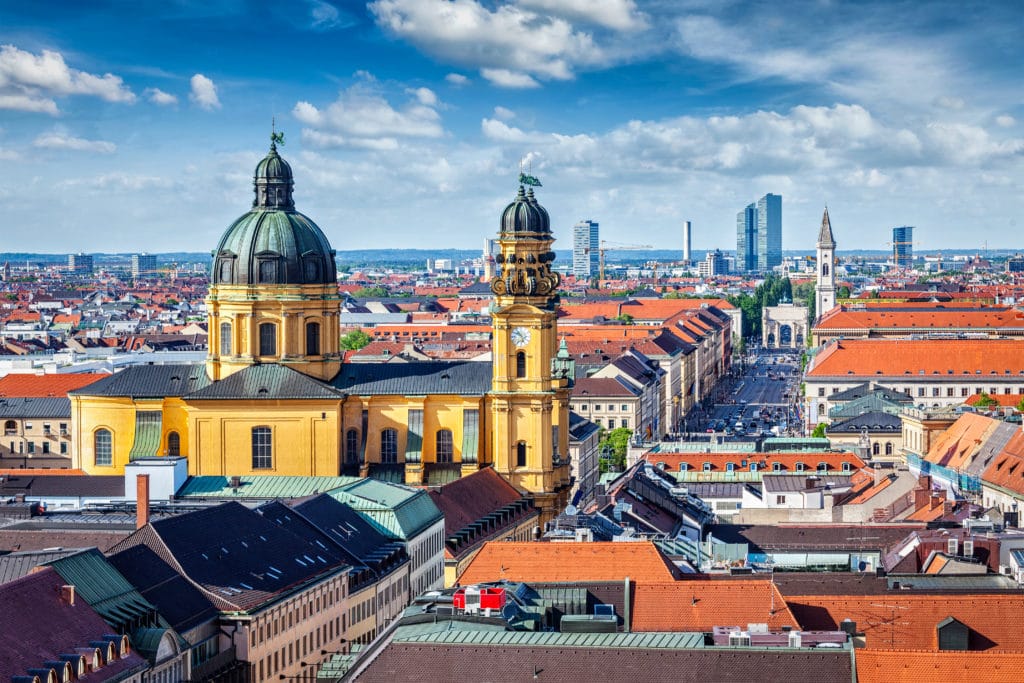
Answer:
[61,584,75,606]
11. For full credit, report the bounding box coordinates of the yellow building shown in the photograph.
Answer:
[70,139,572,520]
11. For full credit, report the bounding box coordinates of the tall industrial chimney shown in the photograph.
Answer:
[682,221,692,264]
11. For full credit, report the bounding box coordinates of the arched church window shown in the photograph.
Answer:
[219,258,233,282]
[306,322,321,356]
[252,426,272,469]
[380,428,398,464]
[259,323,277,356]
[516,351,526,378]
[94,429,112,467]
[885,442,893,455]
[872,442,880,456]
[436,429,453,463]
[220,322,231,356]
[516,441,527,468]
[822,263,829,276]
[167,431,180,457]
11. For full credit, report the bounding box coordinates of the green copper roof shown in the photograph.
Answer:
[46,549,158,628]
[176,475,361,500]
[128,411,162,461]
[394,627,706,650]
[330,479,443,540]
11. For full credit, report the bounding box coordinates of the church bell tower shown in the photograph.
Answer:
[815,207,837,322]
[489,179,572,521]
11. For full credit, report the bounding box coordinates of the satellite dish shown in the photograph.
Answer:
[565,504,578,516]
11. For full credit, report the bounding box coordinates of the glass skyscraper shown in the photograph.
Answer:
[572,219,599,278]
[735,193,782,272]
[736,204,757,272]
[893,226,914,268]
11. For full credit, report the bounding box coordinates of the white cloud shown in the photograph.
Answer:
[481,117,531,142]
[996,115,1016,128]
[480,68,540,89]
[293,80,443,149]
[58,172,175,191]
[144,87,178,106]
[0,44,135,114]
[445,73,469,86]
[308,0,342,30]
[492,106,515,121]
[0,146,19,160]
[370,0,603,84]
[934,95,965,110]
[33,131,116,153]
[406,86,438,107]
[0,92,57,114]
[517,0,647,31]
[189,74,220,110]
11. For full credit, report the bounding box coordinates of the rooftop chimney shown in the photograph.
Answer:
[136,474,150,530]
[60,584,76,606]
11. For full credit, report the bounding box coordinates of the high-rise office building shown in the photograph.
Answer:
[735,194,782,272]
[736,204,757,272]
[131,253,158,278]
[68,253,93,274]
[572,220,599,278]
[893,226,914,268]
[758,193,782,271]
[682,221,692,264]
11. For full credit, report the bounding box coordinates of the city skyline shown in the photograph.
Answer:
[0,1,1021,253]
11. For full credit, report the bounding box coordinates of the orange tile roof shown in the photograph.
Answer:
[0,373,105,398]
[842,474,893,505]
[923,413,1000,469]
[855,649,1024,683]
[807,338,1024,377]
[981,430,1024,495]
[815,305,1024,331]
[631,580,798,632]
[457,541,678,584]
[787,593,1024,651]
[966,393,1024,407]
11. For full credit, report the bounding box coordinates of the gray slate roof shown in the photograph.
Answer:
[185,363,343,400]
[828,410,903,433]
[332,361,492,396]
[0,475,124,497]
[0,547,85,584]
[69,363,210,399]
[0,397,70,418]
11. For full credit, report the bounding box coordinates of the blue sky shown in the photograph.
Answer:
[0,0,1021,254]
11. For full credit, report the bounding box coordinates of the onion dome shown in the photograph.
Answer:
[500,185,551,238]
[210,140,337,286]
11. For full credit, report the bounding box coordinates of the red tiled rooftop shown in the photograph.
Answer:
[807,338,1024,377]
[0,373,105,397]
[787,593,1024,651]
[855,649,1024,683]
[631,580,798,632]
[457,541,678,584]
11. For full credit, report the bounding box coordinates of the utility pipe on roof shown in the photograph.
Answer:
[623,575,631,633]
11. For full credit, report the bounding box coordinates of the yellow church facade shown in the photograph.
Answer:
[70,140,572,518]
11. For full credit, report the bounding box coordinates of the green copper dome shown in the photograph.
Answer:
[211,141,337,286]
[500,185,551,238]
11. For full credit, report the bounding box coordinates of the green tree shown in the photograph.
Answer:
[340,329,372,350]
[1016,396,1024,413]
[614,313,634,325]
[598,427,633,471]
[353,286,389,298]
[837,285,851,299]
[811,422,828,438]
[975,392,999,408]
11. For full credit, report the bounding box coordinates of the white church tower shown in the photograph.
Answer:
[815,207,836,321]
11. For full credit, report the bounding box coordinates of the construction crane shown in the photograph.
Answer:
[599,240,653,281]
